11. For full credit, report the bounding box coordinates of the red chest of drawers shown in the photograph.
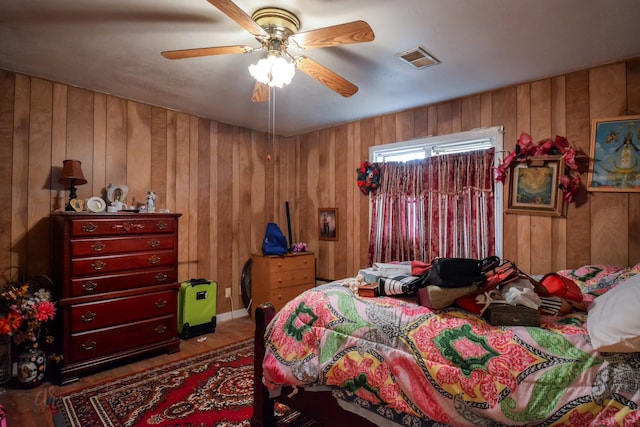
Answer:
[51,212,182,384]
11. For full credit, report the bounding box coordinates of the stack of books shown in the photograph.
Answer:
[357,282,378,297]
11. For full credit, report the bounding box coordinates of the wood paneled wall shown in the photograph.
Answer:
[0,70,282,315]
[1,58,639,316]
[289,59,640,280]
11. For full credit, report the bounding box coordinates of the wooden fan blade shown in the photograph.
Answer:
[251,81,269,103]
[289,21,374,50]
[206,0,269,39]
[294,56,358,98]
[162,45,254,59]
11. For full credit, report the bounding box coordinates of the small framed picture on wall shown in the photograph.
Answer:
[318,208,338,241]
[506,156,564,217]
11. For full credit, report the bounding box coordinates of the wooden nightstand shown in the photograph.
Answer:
[251,252,315,316]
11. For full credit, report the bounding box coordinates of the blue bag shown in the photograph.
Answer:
[262,222,288,256]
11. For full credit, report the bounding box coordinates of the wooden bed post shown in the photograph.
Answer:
[251,303,276,427]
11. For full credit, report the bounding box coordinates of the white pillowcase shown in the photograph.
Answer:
[587,273,640,352]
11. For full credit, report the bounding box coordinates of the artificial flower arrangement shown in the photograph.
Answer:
[495,132,588,203]
[0,270,60,361]
[356,161,381,195]
[292,242,308,253]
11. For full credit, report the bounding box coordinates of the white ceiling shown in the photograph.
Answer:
[1,0,640,136]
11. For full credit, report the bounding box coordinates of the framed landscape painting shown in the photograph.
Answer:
[506,156,564,217]
[588,115,640,192]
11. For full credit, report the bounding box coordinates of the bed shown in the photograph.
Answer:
[251,263,640,427]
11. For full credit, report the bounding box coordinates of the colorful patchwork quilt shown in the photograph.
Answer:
[262,265,640,426]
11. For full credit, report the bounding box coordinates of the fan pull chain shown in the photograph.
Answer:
[268,86,277,154]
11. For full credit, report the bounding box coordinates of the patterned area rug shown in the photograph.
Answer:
[55,339,316,427]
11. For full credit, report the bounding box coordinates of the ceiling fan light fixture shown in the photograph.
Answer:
[161,2,373,101]
[248,53,295,88]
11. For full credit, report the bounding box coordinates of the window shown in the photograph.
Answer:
[369,126,504,259]
[370,127,501,162]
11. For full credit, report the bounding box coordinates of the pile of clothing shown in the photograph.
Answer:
[355,258,585,322]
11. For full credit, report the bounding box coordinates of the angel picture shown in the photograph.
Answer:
[589,116,640,191]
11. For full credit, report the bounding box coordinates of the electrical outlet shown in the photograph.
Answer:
[225,287,231,298]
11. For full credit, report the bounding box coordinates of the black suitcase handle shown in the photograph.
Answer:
[188,278,211,286]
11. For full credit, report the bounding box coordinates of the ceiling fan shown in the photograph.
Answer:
[161,0,375,102]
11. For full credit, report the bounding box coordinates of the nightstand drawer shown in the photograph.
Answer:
[269,283,314,312]
[270,267,314,289]
[268,254,314,273]
[69,290,177,333]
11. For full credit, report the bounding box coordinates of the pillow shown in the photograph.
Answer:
[558,264,629,289]
[587,273,640,352]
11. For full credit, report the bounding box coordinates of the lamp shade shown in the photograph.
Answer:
[58,159,87,186]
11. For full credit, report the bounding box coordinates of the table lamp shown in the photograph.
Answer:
[58,159,87,211]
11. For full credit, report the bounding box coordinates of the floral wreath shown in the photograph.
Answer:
[356,161,381,195]
[495,132,588,203]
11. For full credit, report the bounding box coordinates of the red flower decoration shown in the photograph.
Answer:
[495,132,588,203]
[558,174,581,202]
[356,161,381,195]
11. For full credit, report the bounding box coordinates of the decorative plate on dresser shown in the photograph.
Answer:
[86,196,106,213]
[50,212,182,384]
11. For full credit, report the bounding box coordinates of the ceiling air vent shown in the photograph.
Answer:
[396,46,440,69]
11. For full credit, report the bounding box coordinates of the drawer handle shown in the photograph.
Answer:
[81,340,97,351]
[91,260,106,271]
[155,272,168,282]
[149,255,161,265]
[82,223,98,233]
[155,299,167,309]
[90,241,106,252]
[154,325,167,334]
[82,281,98,292]
[81,311,97,322]
[155,222,168,230]
[148,239,161,248]
[111,222,144,232]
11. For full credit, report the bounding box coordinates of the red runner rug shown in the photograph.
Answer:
[55,339,316,427]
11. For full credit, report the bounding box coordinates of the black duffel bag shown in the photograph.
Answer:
[426,256,500,288]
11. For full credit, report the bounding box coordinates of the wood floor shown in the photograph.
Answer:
[0,315,255,427]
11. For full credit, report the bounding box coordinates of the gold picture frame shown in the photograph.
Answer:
[318,208,338,241]
[506,156,564,217]
[588,115,640,192]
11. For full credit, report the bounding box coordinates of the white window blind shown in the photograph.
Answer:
[370,126,502,162]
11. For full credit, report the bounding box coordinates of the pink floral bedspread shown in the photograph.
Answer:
[262,266,640,427]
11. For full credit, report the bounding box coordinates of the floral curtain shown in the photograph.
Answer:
[368,149,495,265]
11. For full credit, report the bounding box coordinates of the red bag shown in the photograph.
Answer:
[411,260,430,276]
[539,273,583,303]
